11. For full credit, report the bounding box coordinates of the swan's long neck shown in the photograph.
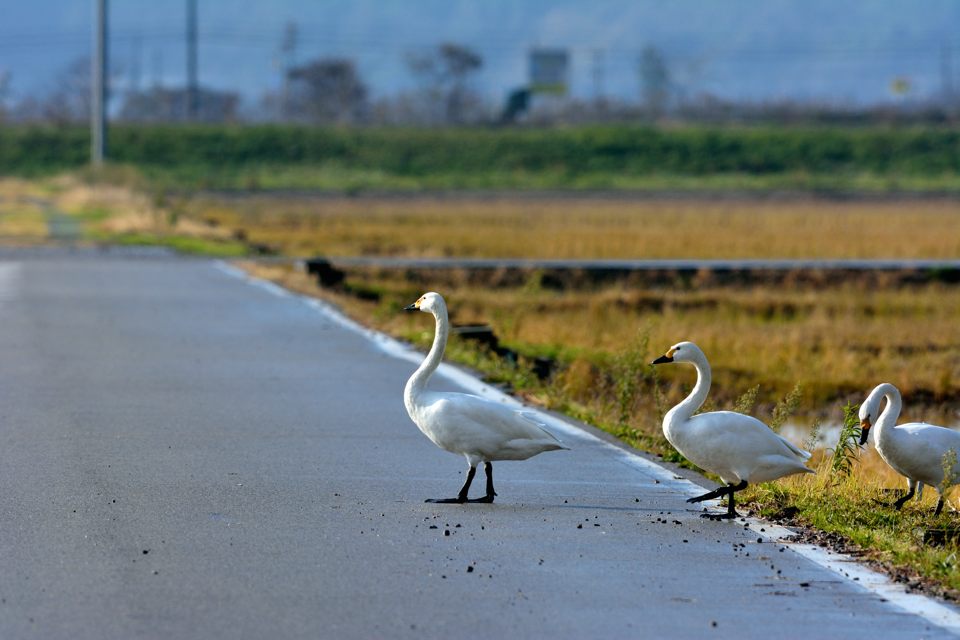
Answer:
[665,357,711,427]
[873,383,902,444]
[404,303,449,415]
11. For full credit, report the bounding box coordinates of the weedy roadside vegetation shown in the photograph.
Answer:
[831,402,863,478]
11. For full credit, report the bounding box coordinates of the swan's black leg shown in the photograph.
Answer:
[426,464,476,504]
[892,485,915,510]
[467,462,496,503]
[700,480,748,520]
[726,489,740,519]
[935,497,945,516]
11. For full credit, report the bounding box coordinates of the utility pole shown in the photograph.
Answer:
[280,21,299,119]
[591,48,606,104]
[129,34,142,95]
[151,49,164,89]
[91,0,108,166]
[941,43,954,105]
[187,0,198,119]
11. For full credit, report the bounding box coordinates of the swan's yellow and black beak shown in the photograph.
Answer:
[403,301,419,311]
[859,418,871,446]
[651,347,676,365]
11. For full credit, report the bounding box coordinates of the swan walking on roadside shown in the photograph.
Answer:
[859,383,960,515]
[651,341,813,519]
[403,292,568,503]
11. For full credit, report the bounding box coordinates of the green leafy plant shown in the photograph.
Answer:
[770,383,803,432]
[830,401,862,478]
[803,416,823,452]
[941,448,958,498]
[611,330,651,427]
[733,384,761,414]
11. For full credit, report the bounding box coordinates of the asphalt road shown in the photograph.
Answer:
[0,249,957,639]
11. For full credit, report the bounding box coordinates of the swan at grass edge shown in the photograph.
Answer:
[651,341,814,520]
[403,292,568,504]
[859,382,960,516]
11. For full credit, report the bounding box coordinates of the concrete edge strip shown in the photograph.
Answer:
[213,260,960,635]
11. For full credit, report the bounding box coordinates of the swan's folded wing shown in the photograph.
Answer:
[690,411,810,460]
[425,393,567,456]
[899,423,960,465]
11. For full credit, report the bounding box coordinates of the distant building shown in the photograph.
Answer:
[117,87,239,123]
[529,49,569,96]
[501,48,570,123]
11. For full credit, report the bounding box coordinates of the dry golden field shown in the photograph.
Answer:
[190,194,960,259]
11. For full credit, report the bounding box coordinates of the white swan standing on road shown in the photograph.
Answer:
[652,341,813,519]
[859,382,960,515]
[403,292,568,503]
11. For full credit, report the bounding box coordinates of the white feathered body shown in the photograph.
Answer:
[874,422,960,491]
[403,291,567,469]
[407,390,567,465]
[862,383,960,495]
[664,409,813,485]
[655,341,812,486]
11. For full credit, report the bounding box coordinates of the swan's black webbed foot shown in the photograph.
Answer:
[425,497,467,504]
[687,487,726,504]
[891,491,914,510]
[425,463,496,504]
[694,481,746,519]
[700,511,738,521]
[425,465,478,504]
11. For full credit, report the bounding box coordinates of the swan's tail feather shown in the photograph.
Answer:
[516,411,569,448]
[778,434,813,460]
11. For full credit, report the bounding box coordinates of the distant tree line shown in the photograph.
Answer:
[0,42,491,127]
[1,40,959,128]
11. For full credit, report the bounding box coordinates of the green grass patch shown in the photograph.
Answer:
[4,124,960,193]
[89,231,249,257]
[746,469,960,596]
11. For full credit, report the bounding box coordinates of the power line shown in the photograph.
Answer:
[1,25,959,58]
[186,0,197,118]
